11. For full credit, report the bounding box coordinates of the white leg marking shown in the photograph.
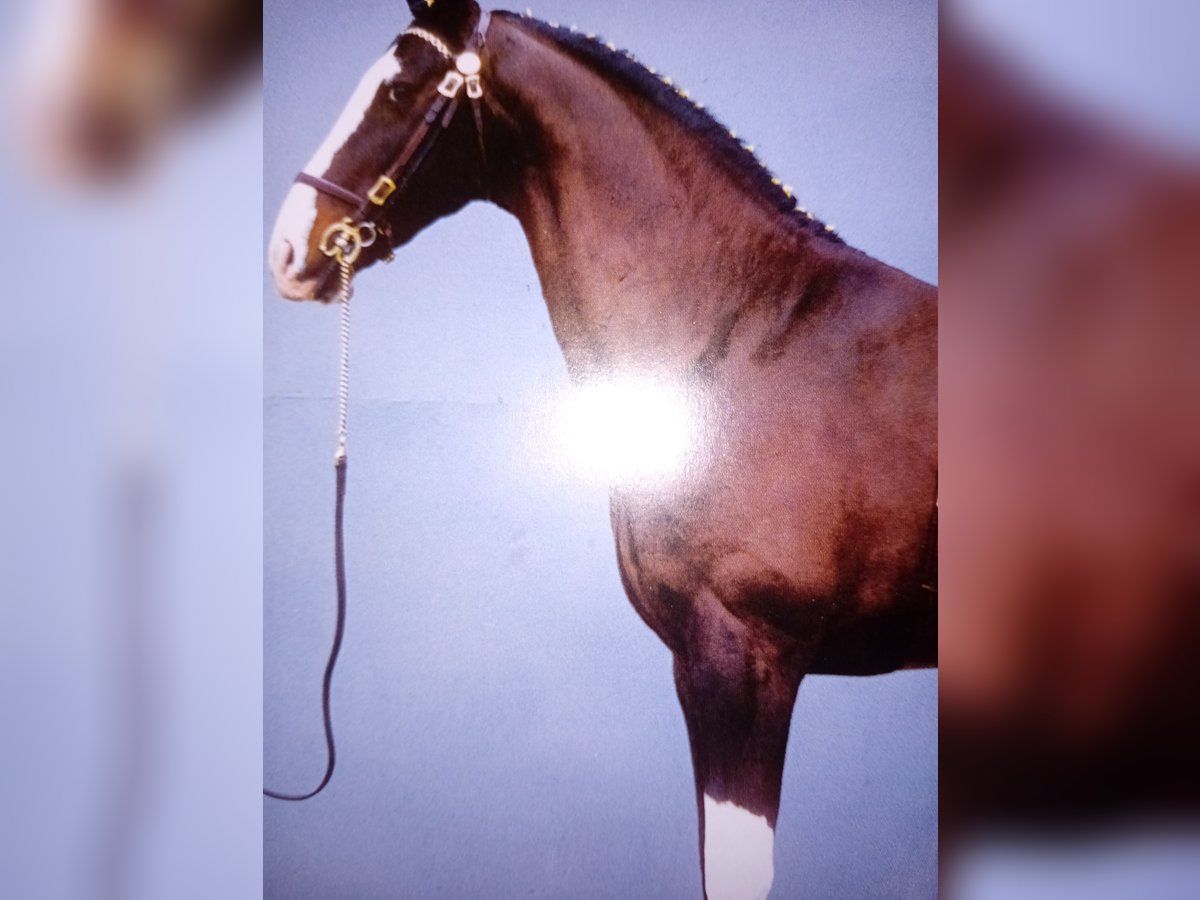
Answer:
[703,795,775,900]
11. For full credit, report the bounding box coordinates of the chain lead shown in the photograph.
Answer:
[264,246,354,803]
[335,256,353,464]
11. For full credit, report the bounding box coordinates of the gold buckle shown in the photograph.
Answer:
[320,218,377,266]
[437,71,465,98]
[368,176,396,206]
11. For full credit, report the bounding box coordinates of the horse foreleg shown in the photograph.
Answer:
[673,628,804,900]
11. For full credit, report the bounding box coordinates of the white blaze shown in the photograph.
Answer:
[703,795,776,900]
[16,0,93,99]
[269,48,402,280]
[15,0,99,170]
[302,48,403,177]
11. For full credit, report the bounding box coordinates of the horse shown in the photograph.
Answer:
[268,3,936,898]
[14,0,261,178]
[940,21,1200,851]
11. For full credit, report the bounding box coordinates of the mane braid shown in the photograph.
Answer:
[507,12,844,244]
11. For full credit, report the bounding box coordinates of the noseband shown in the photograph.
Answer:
[296,10,493,272]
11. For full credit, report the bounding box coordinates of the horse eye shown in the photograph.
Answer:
[388,82,417,104]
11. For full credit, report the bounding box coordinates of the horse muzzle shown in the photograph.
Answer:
[268,236,328,301]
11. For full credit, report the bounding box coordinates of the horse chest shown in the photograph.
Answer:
[609,491,838,657]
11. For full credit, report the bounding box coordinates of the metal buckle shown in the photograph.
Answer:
[319,218,377,266]
[465,75,483,100]
[437,71,465,98]
[368,175,396,206]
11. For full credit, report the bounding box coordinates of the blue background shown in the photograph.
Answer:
[0,4,264,891]
[264,2,938,897]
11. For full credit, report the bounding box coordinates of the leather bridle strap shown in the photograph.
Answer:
[294,89,456,220]
[384,92,458,196]
[470,91,490,196]
[468,10,492,195]
[295,172,368,209]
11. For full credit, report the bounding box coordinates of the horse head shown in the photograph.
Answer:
[269,0,494,302]
[16,0,260,180]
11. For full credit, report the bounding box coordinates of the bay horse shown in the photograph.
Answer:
[940,22,1200,845]
[15,0,261,178]
[268,2,936,898]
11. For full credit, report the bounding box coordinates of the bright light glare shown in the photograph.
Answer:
[552,377,697,486]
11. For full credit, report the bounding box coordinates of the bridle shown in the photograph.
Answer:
[297,10,494,279]
[264,10,492,804]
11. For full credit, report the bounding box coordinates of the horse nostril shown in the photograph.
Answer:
[282,240,295,269]
[71,105,138,176]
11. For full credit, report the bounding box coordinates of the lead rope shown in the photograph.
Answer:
[265,254,354,802]
[267,11,491,801]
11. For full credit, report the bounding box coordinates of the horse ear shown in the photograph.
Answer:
[405,0,475,26]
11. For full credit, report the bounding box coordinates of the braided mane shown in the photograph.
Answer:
[506,11,843,243]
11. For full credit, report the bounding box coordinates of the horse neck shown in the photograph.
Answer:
[487,19,831,379]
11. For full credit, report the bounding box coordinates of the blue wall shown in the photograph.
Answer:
[265,2,937,897]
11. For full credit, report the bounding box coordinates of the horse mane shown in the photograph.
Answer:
[505,11,844,245]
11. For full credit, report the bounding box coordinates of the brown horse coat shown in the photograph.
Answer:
[269,4,935,897]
